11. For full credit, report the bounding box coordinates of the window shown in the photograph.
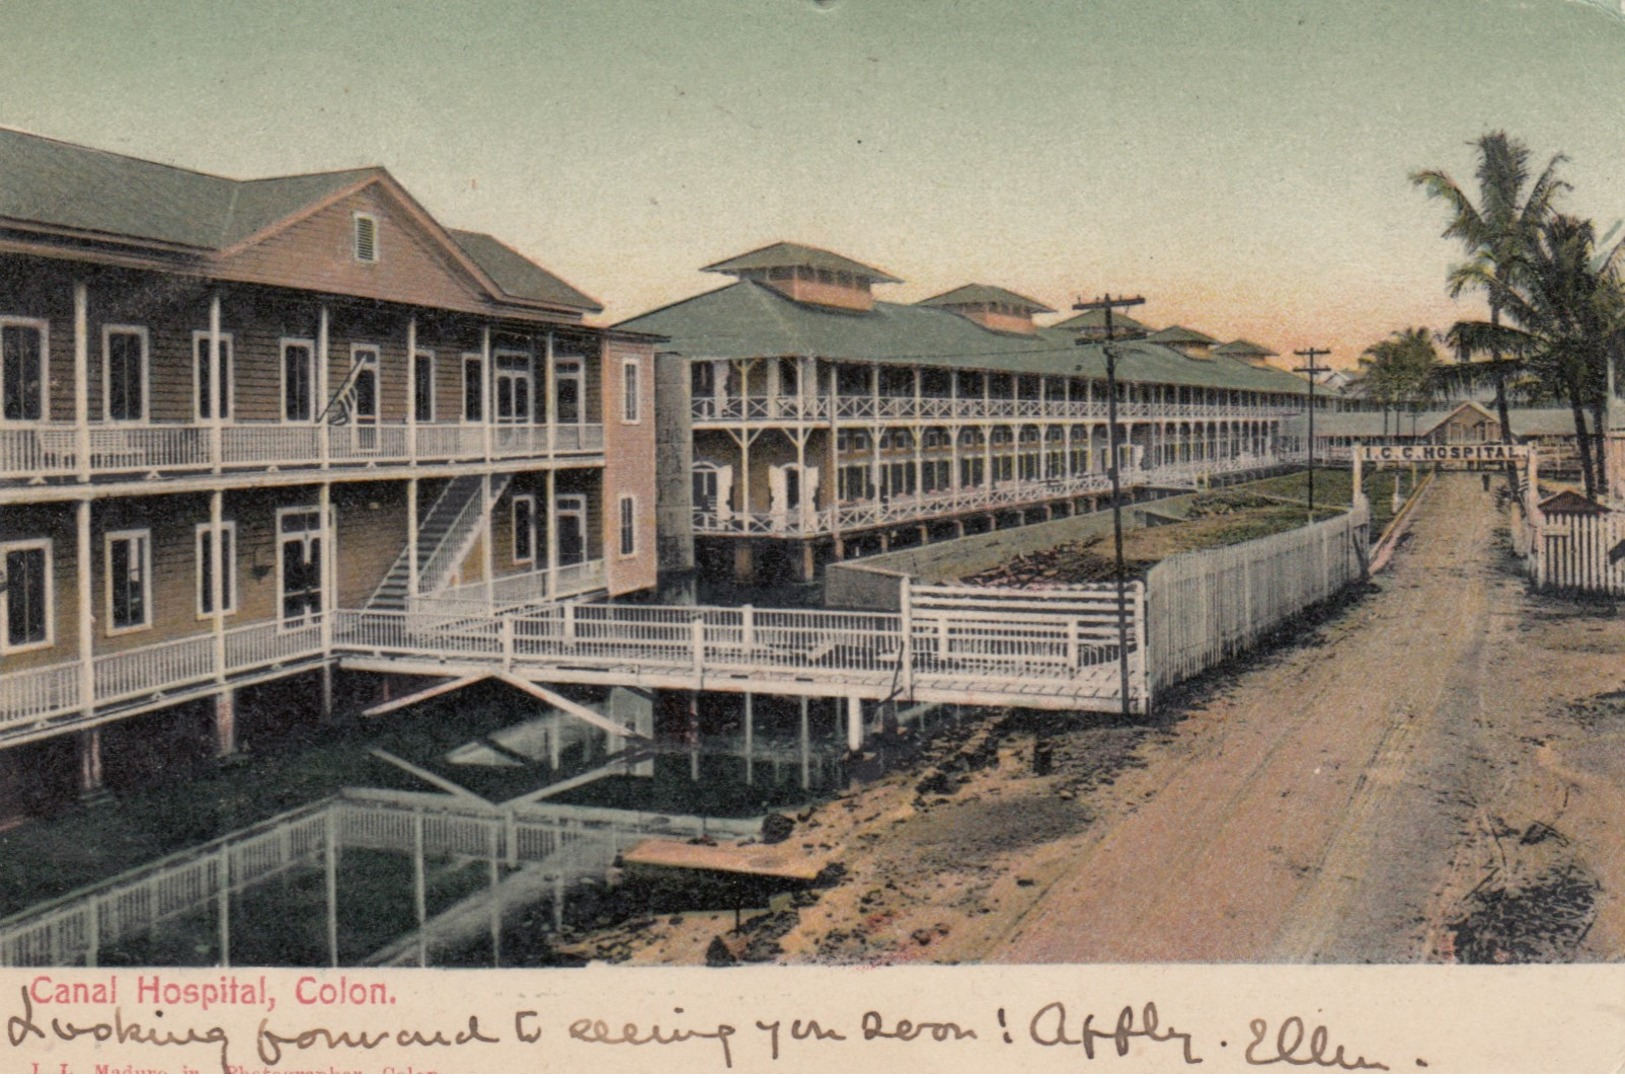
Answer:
[106,529,151,633]
[196,522,237,617]
[413,350,435,423]
[353,212,378,263]
[0,539,51,653]
[618,495,636,557]
[193,332,234,420]
[103,326,147,421]
[281,338,314,421]
[463,354,483,421]
[622,358,641,423]
[692,462,721,512]
[512,495,536,564]
[1,320,46,421]
[493,350,532,423]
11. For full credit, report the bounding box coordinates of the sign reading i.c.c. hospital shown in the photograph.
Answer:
[1355,443,1531,464]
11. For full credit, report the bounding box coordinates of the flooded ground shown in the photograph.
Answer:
[0,674,963,968]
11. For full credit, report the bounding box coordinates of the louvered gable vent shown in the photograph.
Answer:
[353,212,378,263]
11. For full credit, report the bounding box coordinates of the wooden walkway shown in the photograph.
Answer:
[332,587,1149,714]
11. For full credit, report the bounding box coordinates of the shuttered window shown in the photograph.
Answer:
[622,359,641,423]
[619,496,636,557]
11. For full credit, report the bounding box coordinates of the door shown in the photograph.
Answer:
[1,322,44,422]
[554,358,583,423]
[555,494,586,566]
[463,355,484,422]
[194,333,233,420]
[278,507,324,626]
[350,348,379,451]
[692,463,720,513]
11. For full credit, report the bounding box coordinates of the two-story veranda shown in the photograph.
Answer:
[0,129,658,813]
[617,242,1312,584]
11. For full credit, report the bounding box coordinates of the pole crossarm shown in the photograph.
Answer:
[1292,346,1332,516]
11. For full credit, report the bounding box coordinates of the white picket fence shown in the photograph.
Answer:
[1532,509,1625,595]
[1143,506,1370,697]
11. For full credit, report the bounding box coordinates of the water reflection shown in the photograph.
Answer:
[0,685,890,969]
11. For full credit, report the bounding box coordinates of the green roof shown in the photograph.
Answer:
[0,126,599,312]
[1213,339,1277,358]
[701,241,902,283]
[1049,308,1149,334]
[616,281,1312,395]
[449,230,601,312]
[1147,324,1219,345]
[0,126,378,248]
[917,284,1054,313]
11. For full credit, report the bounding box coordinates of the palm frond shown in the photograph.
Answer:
[1410,168,1489,248]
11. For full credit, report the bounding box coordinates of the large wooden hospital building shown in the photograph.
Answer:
[0,128,658,810]
[618,242,1314,584]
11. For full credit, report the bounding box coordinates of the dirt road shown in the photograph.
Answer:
[596,472,1624,966]
[995,471,1622,963]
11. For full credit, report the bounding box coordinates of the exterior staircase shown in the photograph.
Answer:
[367,474,512,610]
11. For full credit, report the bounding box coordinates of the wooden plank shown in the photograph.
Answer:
[491,671,644,740]
[499,749,656,808]
[360,673,486,717]
[621,838,824,881]
[368,748,493,806]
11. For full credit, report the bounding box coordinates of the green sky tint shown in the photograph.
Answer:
[2,0,1622,366]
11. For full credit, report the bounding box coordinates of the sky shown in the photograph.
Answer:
[2,0,1624,368]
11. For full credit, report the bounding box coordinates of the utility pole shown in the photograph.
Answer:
[1075,293,1146,719]
[1292,347,1331,517]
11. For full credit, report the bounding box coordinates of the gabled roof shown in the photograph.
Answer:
[1147,325,1219,345]
[616,280,1313,395]
[1315,405,1574,439]
[218,168,385,247]
[916,284,1054,314]
[0,125,598,316]
[450,230,601,312]
[1213,338,1277,358]
[701,241,902,284]
[1049,308,1149,334]
[1426,400,1499,433]
[0,126,378,249]
[1539,490,1610,515]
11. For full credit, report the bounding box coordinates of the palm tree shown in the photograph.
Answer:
[1412,132,1569,458]
[1351,328,1440,438]
[1448,214,1625,497]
